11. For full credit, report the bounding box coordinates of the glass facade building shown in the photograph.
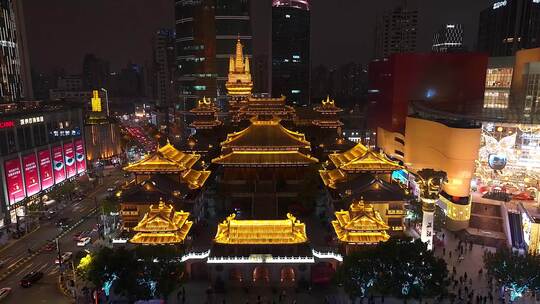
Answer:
[271,0,310,106]
[0,0,24,103]
[175,0,251,110]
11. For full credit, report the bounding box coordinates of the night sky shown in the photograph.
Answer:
[24,0,493,74]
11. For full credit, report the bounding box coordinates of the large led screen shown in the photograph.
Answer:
[4,158,25,204]
[38,149,54,190]
[64,142,76,178]
[22,154,40,197]
[52,145,65,184]
[75,139,86,173]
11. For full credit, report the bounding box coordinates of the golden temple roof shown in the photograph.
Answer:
[328,143,402,172]
[213,151,318,166]
[313,96,343,113]
[319,168,346,189]
[190,97,220,114]
[221,117,310,150]
[124,141,200,173]
[226,38,253,97]
[332,199,390,244]
[214,213,308,244]
[130,199,193,245]
[182,169,211,189]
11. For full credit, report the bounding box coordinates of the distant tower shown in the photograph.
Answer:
[0,0,26,102]
[271,0,311,105]
[226,38,253,107]
[432,24,465,52]
[375,4,418,58]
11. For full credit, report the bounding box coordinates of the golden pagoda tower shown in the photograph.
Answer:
[312,96,344,129]
[189,97,222,130]
[226,38,253,107]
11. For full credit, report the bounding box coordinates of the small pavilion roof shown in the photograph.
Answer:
[328,143,403,172]
[123,141,201,173]
[213,151,318,167]
[214,213,308,244]
[332,199,390,244]
[313,96,343,113]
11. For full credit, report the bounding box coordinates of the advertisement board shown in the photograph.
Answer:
[4,158,25,204]
[22,153,40,197]
[52,145,65,184]
[75,139,86,173]
[63,142,76,178]
[38,149,54,191]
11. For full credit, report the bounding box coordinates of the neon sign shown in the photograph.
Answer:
[0,121,14,129]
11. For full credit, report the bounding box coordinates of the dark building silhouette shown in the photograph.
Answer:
[82,54,110,91]
[271,0,310,105]
[374,4,418,58]
[253,54,270,94]
[175,0,252,109]
[478,0,540,56]
[153,29,176,108]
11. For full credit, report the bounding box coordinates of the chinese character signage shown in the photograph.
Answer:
[4,158,25,204]
[23,154,40,197]
[52,145,65,184]
[64,142,76,178]
[75,139,86,173]
[38,149,54,191]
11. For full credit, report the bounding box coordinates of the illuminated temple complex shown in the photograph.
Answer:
[320,143,410,235]
[184,97,224,155]
[212,117,318,218]
[332,199,390,254]
[120,141,210,229]
[130,199,193,245]
[233,95,296,122]
[226,38,253,108]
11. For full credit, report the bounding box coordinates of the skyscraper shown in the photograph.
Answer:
[374,5,418,58]
[82,54,110,91]
[478,0,540,56]
[0,0,26,102]
[153,29,176,108]
[271,0,311,106]
[432,24,465,53]
[175,0,252,110]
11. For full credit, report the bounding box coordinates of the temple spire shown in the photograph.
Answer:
[235,37,244,69]
[229,56,235,72]
[244,57,250,73]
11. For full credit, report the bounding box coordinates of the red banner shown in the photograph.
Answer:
[75,139,86,173]
[23,154,40,197]
[64,142,76,178]
[52,145,65,184]
[4,158,25,204]
[38,149,54,191]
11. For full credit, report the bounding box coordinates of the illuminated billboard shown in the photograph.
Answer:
[22,154,40,197]
[52,145,65,184]
[4,158,25,204]
[38,149,54,191]
[75,139,86,173]
[64,142,76,178]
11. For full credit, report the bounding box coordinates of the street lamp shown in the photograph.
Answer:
[100,88,110,117]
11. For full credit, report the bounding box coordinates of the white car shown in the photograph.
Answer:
[0,287,11,300]
[76,237,91,247]
[55,252,73,264]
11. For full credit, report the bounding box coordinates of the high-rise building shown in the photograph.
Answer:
[432,24,465,53]
[374,5,418,58]
[478,0,540,56]
[12,0,32,100]
[271,0,311,106]
[0,0,27,102]
[175,0,252,109]
[82,54,110,91]
[153,29,176,108]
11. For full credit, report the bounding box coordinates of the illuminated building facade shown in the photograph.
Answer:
[484,57,514,109]
[478,0,540,57]
[84,91,123,164]
[432,24,465,53]
[332,199,390,254]
[212,117,318,218]
[271,0,310,105]
[176,0,252,109]
[0,102,85,229]
[120,141,210,229]
[226,38,253,107]
[130,199,193,245]
[320,143,409,235]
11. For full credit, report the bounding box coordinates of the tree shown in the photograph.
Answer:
[336,238,448,300]
[484,249,540,301]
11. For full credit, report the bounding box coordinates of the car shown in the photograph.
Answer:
[20,272,43,287]
[107,187,115,192]
[76,237,91,247]
[0,287,11,300]
[54,252,73,265]
[43,242,55,252]
[46,210,56,219]
[72,232,82,241]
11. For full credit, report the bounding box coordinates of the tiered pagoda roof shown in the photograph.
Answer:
[332,199,390,245]
[226,38,253,101]
[320,143,403,188]
[214,213,308,244]
[130,199,193,245]
[235,96,296,121]
[312,96,344,129]
[212,117,318,166]
[189,97,222,129]
[124,141,210,189]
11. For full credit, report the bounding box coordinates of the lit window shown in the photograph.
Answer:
[291,90,300,94]
[285,14,291,18]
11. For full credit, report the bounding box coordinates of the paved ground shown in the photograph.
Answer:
[0,168,125,304]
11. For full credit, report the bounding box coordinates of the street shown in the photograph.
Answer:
[0,169,124,304]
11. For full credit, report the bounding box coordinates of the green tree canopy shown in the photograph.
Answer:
[336,238,448,300]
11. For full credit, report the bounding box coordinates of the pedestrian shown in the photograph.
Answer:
[443,247,446,256]
[381,295,385,303]
[464,271,468,279]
